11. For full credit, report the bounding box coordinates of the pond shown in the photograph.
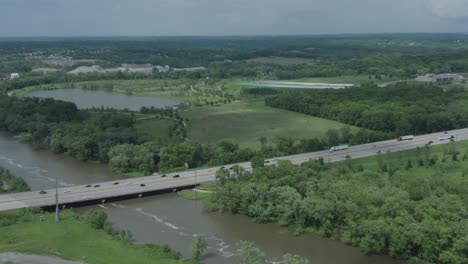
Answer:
[27,88,180,111]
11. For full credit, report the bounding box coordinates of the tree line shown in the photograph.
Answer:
[262,83,468,135]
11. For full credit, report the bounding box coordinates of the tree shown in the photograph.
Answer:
[405,159,413,170]
[340,126,352,143]
[326,129,340,146]
[283,254,310,264]
[108,144,156,175]
[191,235,208,261]
[251,155,265,169]
[240,241,265,264]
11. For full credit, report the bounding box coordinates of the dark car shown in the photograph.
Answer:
[93,184,100,188]
[39,190,47,194]
[113,182,119,185]
[85,184,92,188]
[264,160,270,164]
[173,175,180,178]
[426,140,433,146]
[161,174,167,178]
[140,184,146,187]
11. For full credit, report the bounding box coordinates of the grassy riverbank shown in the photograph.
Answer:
[177,182,216,201]
[0,209,197,264]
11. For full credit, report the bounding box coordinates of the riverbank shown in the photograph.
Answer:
[0,209,197,264]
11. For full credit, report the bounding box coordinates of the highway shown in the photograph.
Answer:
[1,128,468,211]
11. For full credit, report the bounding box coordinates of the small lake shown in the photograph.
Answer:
[27,88,180,111]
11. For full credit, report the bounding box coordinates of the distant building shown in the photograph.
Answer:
[415,73,464,83]
[10,73,20,80]
[155,65,170,73]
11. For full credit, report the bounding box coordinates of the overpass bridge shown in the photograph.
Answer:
[1,128,468,211]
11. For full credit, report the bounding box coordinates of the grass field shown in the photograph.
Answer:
[0,210,193,264]
[182,100,355,147]
[135,116,178,143]
[349,139,468,177]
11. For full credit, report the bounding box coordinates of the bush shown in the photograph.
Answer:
[85,209,108,229]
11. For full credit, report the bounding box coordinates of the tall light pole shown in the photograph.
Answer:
[55,176,60,222]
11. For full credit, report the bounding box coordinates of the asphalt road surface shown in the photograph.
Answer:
[1,128,468,211]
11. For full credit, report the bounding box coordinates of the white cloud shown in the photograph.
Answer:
[428,0,468,19]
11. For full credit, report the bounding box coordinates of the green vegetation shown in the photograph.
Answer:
[263,83,468,135]
[191,235,208,261]
[0,209,196,264]
[237,240,310,264]
[209,140,468,264]
[246,57,314,65]
[0,167,29,193]
[177,182,216,201]
[182,100,353,147]
[12,79,240,105]
[135,117,178,143]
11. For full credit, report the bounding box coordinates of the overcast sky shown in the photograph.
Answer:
[1,0,468,36]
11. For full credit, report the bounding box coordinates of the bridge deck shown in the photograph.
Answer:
[2,128,468,211]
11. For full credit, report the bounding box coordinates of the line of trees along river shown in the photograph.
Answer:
[210,154,468,264]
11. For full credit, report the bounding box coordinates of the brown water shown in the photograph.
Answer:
[0,132,403,264]
[27,88,179,111]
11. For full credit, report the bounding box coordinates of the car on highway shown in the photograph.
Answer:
[85,184,92,188]
[140,184,146,187]
[63,190,71,193]
[426,141,433,146]
[113,182,119,185]
[173,175,180,178]
[93,184,100,188]
[161,174,167,178]
[39,190,47,194]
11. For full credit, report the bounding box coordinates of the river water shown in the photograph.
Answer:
[27,88,179,111]
[0,132,403,264]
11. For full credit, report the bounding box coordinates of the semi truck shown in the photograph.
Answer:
[329,145,349,152]
[397,135,415,141]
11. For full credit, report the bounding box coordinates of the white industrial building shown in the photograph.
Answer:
[415,73,464,83]
[10,73,20,80]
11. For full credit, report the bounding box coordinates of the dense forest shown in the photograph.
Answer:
[211,147,468,264]
[263,83,468,136]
